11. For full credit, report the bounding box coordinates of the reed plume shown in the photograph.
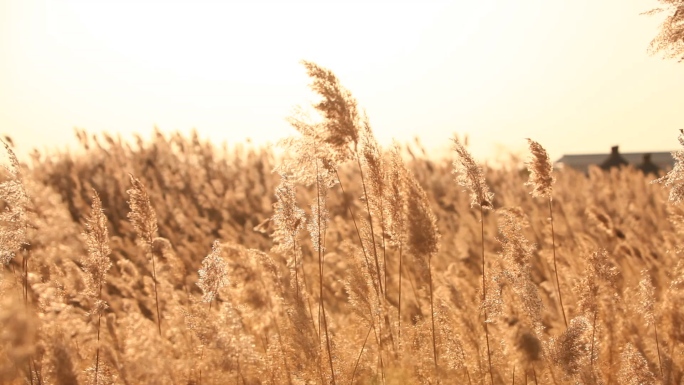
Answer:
[451,134,494,385]
[0,140,34,384]
[197,240,228,307]
[82,189,112,385]
[300,60,360,159]
[618,343,657,385]
[279,71,339,383]
[653,129,684,204]
[551,316,591,378]
[496,208,543,330]
[0,140,28,267]
[298,61,385,301]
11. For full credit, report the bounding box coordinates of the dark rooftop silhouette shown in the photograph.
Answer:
[637,153,661,176]
[555,146,674,174]
[600,145,629,171]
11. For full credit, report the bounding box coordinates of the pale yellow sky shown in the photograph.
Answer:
[1,0,682,163]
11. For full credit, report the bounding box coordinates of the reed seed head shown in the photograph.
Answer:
[197,240,228,304]
[0,139,29,265]
[82,189,112,308]
[451,135,493,210]
[525,138,555,199]
[126,174,158,247]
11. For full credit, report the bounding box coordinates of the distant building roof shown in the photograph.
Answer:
[555,149,675,174]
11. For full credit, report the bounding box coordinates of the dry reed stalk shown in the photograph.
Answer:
[360,117,389,299]
[279,81,341,383]
[297,60,395,383]
[252,249,294,385]
[196,240,228,384]
[405,170,440,374]
[271,173,319,355]
[525,138,567,328]
[0,140,34,384]
[272,173,306,300]
[576,249,618,383]
[637,270,664,380]
[345,240,387,383]
[308,155,336,385]
[126,174,162,336]
[299,61,386,302]
[451,134,494,385]
[496,208,543,330]
[82,189,112,385]
[386,143,407,344]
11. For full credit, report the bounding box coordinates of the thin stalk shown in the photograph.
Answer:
[355,155,384,296]
[293,237,300,301]
[151,252,162,336]
[480,206,494,385]
[22,250,34,385]
[654,322,664,379]
[464,367,473,385]
[260,279,293,385]
[94,281,104,385]
[197,300,214,385]
[546,361,559,385]
[315,158,336,385]
[375,196,388,301]
[428,256,438,373]
[334,170,375,295]
[668,324,675,385]
[548,198,567,328]
[589,309,598,383]
[23,254,28,306]
[335,169,389,364]
[512,366,515,385]
[589,309,597,378]
[398,243,403,343]
[350,324,374,384]
[294,238,319,341]
[300,253,320,341]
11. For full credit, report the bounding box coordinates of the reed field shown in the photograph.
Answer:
[1,61,683,385]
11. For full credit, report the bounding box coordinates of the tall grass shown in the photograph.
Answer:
[1,62,683,385]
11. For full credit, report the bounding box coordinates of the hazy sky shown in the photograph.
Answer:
[1,0,682,163]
